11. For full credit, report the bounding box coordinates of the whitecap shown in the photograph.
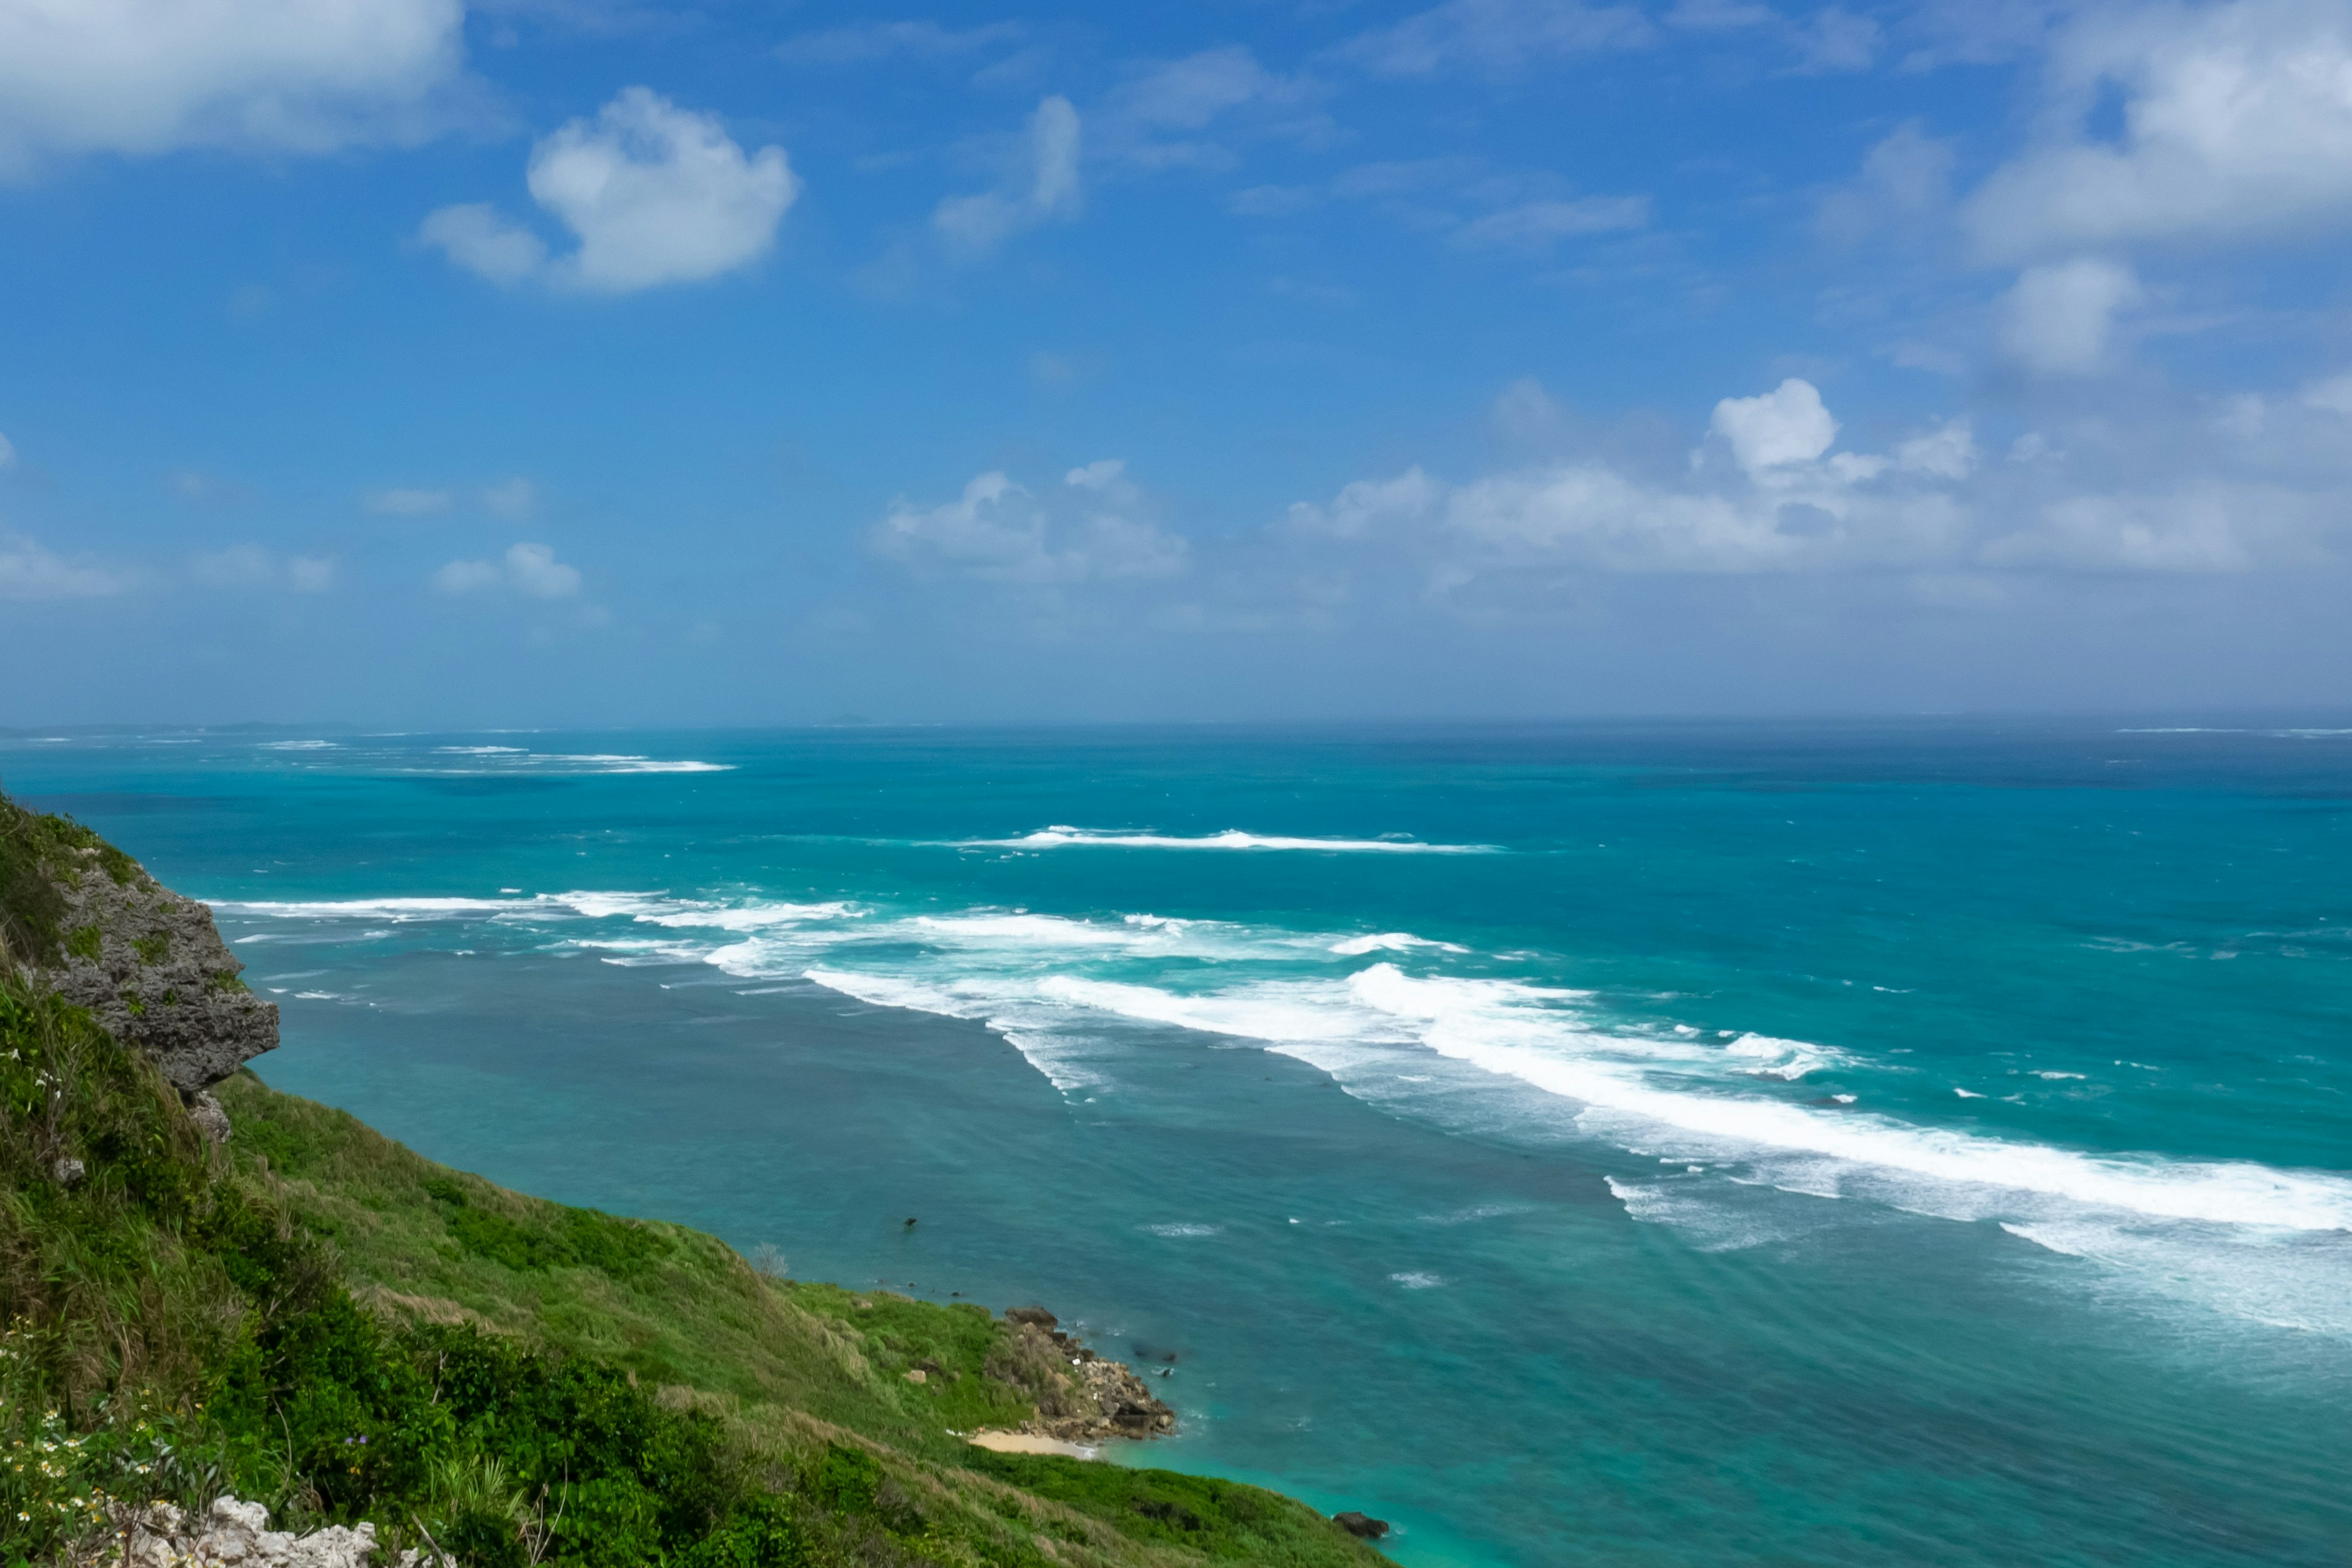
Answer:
[956,825,1498,854]
[1330,932,1470,956]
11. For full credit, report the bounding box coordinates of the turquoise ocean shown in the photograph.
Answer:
[4,722,2348,1566]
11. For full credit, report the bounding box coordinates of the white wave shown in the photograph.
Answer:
[2000,1219,2352,1337]
[216,896,526,919]
[541,891,854,930]
[539,753,731,774]
[1389,1272,1445,1288]
[1142,1223,1221,1238]
[260,740,336,750]
[1330,932,1470,956]
[1330,964,2352,1233]
[1724,1032,1847,1080]
[958,825,1498,854]
[420,747,729,774]
[801,967,1109,1091]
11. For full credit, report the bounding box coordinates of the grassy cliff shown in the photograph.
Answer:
[0,796,1389,1568]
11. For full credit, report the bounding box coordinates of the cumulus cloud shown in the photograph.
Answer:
[0,533,125,599]
[1996,258,2143,375]
[1277,377,2305,580]
[416,204,546,284]
[1338,0,1653,78]
[421,88,799,293]
[0,0,468,171]
[434,541,582,597]
[875,463,1188,582]
[933,96,1081,256]
[1965,0,2352,262]
[1710,379,1840,476]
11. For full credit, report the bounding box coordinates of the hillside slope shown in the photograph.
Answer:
[0,792,1390,1568]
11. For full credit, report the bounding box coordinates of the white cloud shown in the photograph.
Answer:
[876,464,1187,582]
[1287,469,1448,539]
[1326,157,1650,254]
[1965,0,2352,262]
[1820,121,1956,243]
[1996,258,2143,375]
[422,88,798,293]
[192,545,336,592]
[435,541,581,597]
[0,0,467,171]
[1088,47,1329,171]
[416,204,546,284]
[2304,369,2352,415]
[1983,490,2263,572]
[1894,419,1980,480]
[775,20,1021,66]
[0,532,124,598]
[1800,7,1882,71]
[482,477,538,518]
[287,555,337,592]
[1709,379,1839,476]
[1452,195,1650,247]
[1339,0,1653,78]
[933,96,1081,256]
[0,432,14,467]
[1280,374,2352,589]
[365,486,452,516]
[1065,458,1129,492]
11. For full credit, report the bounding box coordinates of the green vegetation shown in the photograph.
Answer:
[0,801,1390,1568]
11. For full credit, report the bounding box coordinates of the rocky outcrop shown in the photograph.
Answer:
[84,1496,431,1568]
[987,1306,1177,1442]
[1333,1511,1390,1540]
[45,853,276,1106]
[1,792,276,1137]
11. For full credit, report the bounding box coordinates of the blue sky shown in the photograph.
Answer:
[4,0,2351,724]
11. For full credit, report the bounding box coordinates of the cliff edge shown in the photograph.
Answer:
[0,790,276,1136]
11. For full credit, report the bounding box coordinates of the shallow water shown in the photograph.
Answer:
[7,722,2349,1564]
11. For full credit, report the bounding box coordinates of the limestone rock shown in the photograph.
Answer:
[989,1314,1177,1442]
[45,852,277,1099]
[83,1496,435,1568]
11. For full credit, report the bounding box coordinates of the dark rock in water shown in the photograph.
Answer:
[1333,1512,1390,1540]
[44,850,277,1098]
[1006,1305,1058,1329]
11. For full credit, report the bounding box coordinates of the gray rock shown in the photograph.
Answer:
[44,853,277,1098]
[188,1090,233,1145]
[51,1156,85,1188]
[1333,1511,1390,1540]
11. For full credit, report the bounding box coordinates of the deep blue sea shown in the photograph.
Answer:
[6,722,2349,1566]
